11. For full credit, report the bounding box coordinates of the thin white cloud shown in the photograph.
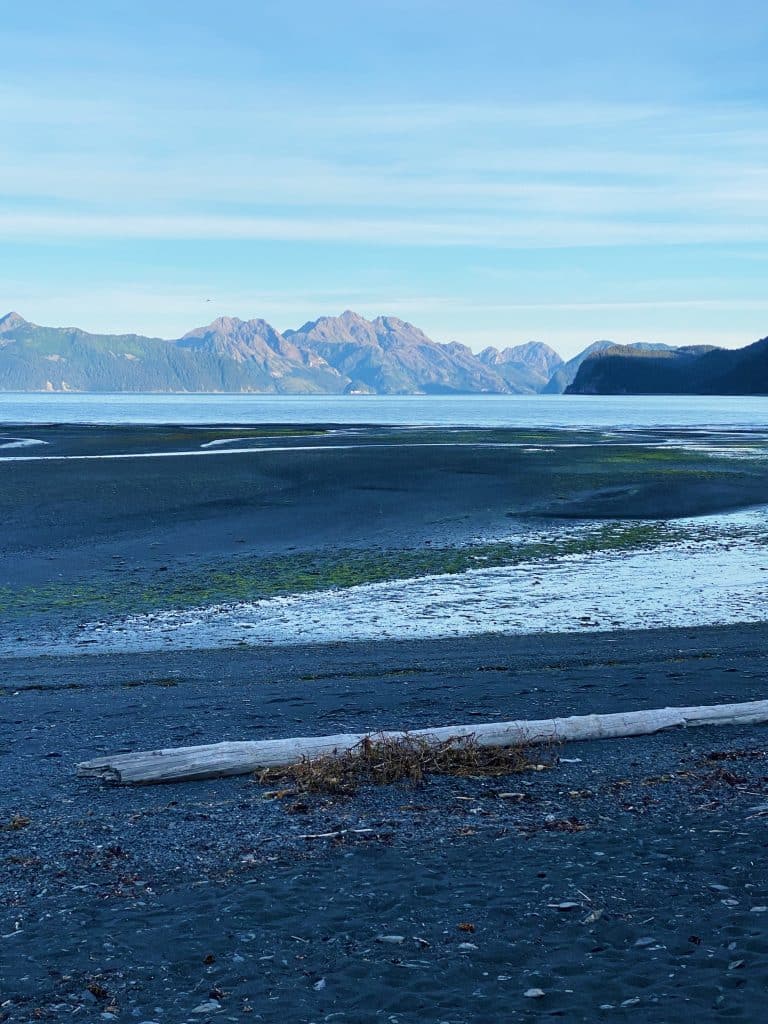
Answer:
[387,298,768,313]
[2,78,767,256]
[2,210,768,248]
[0,86,664,130]
[4,158,768,217]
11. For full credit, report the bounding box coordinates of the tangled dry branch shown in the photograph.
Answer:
[257,733,549,795]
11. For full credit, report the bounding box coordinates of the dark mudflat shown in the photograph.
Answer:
[3,424,768,593]
[542,476,768,519]
[2,625,768,1022]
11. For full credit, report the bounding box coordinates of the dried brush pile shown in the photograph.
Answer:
[258,734,548,796]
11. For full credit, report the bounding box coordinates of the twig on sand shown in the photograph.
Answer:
[297,828,377,840]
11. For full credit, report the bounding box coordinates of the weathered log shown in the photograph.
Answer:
[76,699,768,785]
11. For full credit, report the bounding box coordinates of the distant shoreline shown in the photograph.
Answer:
[2,391,768,431]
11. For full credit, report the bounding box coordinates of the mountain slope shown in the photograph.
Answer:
[0,311,519,394]
[478,341,563,393]
[176,317,345,393]
[284,311,511,394]
[0,312,342,394]
[0,312,208,393]
[689,337,768,394]
[541,341,618,393]
[542,341,685,393]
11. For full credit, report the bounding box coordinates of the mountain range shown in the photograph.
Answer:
[0,310,765,395]
[0,310,567,395]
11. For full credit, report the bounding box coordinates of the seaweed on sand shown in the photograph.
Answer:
[257,734,550,796]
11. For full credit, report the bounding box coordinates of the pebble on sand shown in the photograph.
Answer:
[190,1000,222,1014]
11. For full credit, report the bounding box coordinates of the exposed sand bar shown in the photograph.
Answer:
[0,436,47,449]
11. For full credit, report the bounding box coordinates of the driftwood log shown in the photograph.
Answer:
[76,700,768,785]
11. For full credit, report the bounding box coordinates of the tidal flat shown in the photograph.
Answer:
[2,423,768,653]
[2,423,768,1022]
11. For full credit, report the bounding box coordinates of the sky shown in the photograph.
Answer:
[1,1,768,358]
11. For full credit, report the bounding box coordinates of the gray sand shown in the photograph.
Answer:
[2,627,768,1022]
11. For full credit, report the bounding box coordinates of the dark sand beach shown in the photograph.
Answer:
[2,425,768,1021]
[3,629,768,1022]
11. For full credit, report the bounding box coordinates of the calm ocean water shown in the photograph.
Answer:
[1,392,768,428]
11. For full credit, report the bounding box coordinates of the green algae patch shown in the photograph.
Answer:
[0,521,683,625]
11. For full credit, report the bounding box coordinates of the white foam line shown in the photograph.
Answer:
[0,441,522,463]
[0,440,672,463]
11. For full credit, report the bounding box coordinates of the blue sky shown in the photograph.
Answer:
[1,1,767,357]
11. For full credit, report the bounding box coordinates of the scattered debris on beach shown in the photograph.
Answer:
[257,734,545,796]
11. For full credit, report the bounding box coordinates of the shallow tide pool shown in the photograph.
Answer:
[16,507,768,656]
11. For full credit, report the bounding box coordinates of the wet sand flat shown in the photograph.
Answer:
[3,424,768,576]
[2,424,768,639]
[2,425,768,656]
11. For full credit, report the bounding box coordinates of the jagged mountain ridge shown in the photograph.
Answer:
[176,317,345,393]
[284,311,509,394]
[0,311,562,394]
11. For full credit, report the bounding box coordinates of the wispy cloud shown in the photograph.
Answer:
[3,85,768,252]
[3,210,768,249]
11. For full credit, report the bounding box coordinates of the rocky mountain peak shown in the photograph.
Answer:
[478,340,565,393]
[339,309,368,324]
[180,316,283,344]
[480,341,562,375]
[203,316,244,332]
[286,311,379,347]
[0,311,30,333]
